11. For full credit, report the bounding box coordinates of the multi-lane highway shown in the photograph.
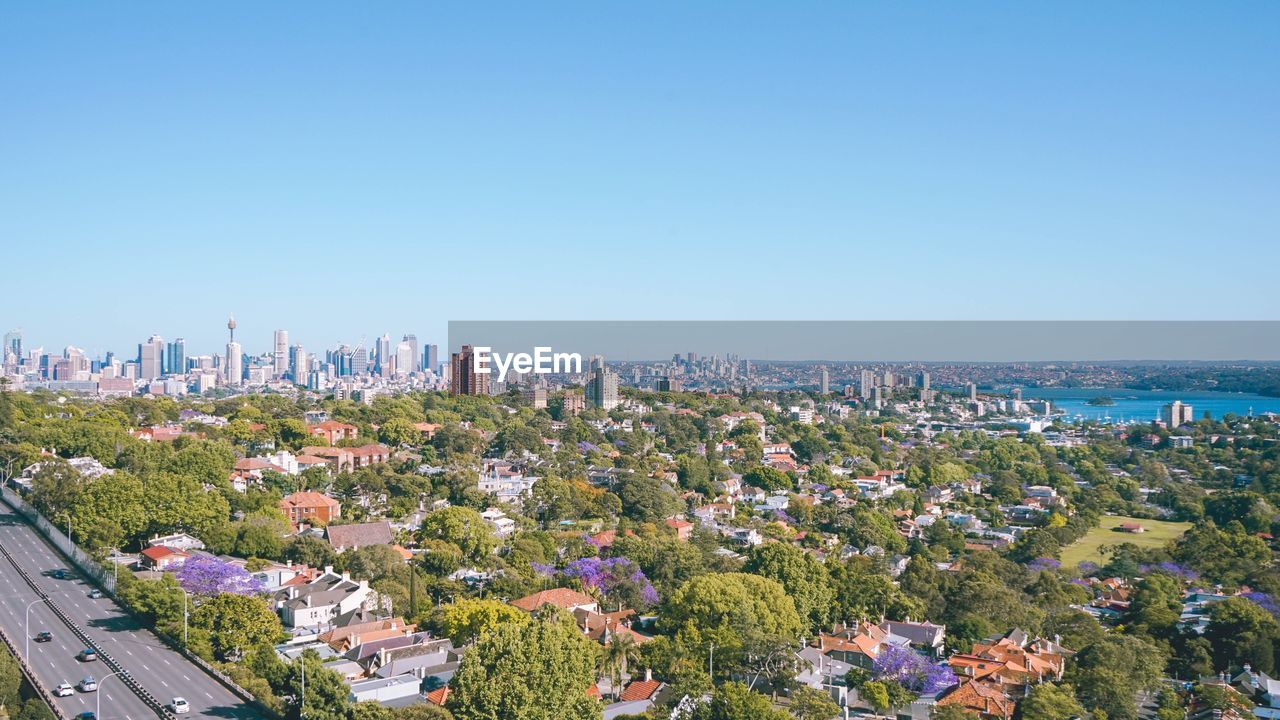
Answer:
[0,510,263,719]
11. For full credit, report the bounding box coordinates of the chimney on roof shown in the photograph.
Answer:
[324,565,334,576]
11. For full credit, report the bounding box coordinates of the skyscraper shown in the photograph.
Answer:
[225,316,242,386]
[450,345,489,396]
[289,344,308,383]
[859,370,875,400]
[819,367,829,395]
[376,335,392,377]
[403,334,419,372]
[424,344,439,374]
[273,330,289,378]
[586,356,619,410]
[225,342,243,385]
[350,346,369,376]
[395,341,414,377]
[166,338,187,375]
[138,335,164,380]
[3,330,20,362]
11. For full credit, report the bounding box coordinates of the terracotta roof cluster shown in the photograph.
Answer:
[509,588,597,613]
[940,631,1071,719]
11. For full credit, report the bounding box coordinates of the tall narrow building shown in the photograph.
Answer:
[273,330,289,378]
[289,344,308,383]
[450,345,489,396]
[166,338,187,375]
[424,344,439,374]
[225,316,242,386]
[403,334,420,373]
[375,335,392,377]
[138,335,164,380]
[394,340,414,377]
[586,356,619,410]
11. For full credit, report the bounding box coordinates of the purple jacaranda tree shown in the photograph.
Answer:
[530,562,557,577]
[871,645,957,695]
[1242,591,1280,619]
[175,555,264,596]
[1077,561,1100,577]
[561,556,660,608]
[1028,557,1062,573]
[1139,562,1198,582]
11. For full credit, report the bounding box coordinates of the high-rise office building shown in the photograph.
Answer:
[376,334,392,377]
[225,342,243,385]
[273,330,289,378]
[967,382,978,401]
[1162,401,1194,428]
[424,344,438,374]
[920,371,930,393]
[819,368,829,395]
[395,341,414,377]
[138,335,164,381]
[403,334,419,372]
[166,338,187,376]
[450,345,489,396]
[289,344,308,383]
[351,346,369,376]
[3,330,20,363]
[586,356,619,410]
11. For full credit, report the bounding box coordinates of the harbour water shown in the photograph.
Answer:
[1021,387,1280,422]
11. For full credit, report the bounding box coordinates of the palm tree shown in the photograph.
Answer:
[601,633,641,700]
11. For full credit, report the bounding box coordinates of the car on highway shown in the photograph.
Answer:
[54,683,74,697]
[74,713,96,720]
[87,589,103,599]
[78,676,98,692]
[172,697,190,714]
[77,647,98,662]
[34,631,52,643]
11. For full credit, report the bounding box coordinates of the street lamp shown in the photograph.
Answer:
[24,597,49,658]
[97,670,125,720]
[182,590,190,646]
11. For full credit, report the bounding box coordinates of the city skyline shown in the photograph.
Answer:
[4,3,1279,351]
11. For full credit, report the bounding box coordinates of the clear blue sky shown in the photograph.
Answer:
[2,2,1277,359]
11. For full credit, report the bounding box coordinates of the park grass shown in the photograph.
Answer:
[1059,515,1193,568]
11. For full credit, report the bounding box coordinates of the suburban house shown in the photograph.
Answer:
[941,629,1071,718]
[327,521,394,552]
[281,491,342,526]
[509,588,599,614]
[139,545,190,571]
[478,460,539,504]
[146,532,205,551]
[308,420,359,444]
[274,568,373,628]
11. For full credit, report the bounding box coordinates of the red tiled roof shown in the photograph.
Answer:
[510,588,597,613]
[140,546,187,561]
[620,679,662,701]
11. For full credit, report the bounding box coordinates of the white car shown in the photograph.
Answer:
[172,697,190,714]
[54,683,74,697]
[78,677,98,692]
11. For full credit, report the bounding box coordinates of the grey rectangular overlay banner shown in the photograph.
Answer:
[446,321,1280,363]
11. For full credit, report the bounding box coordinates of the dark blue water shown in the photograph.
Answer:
[1021,387,1280,422]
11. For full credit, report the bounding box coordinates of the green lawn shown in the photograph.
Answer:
[1059,515,1192,568]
